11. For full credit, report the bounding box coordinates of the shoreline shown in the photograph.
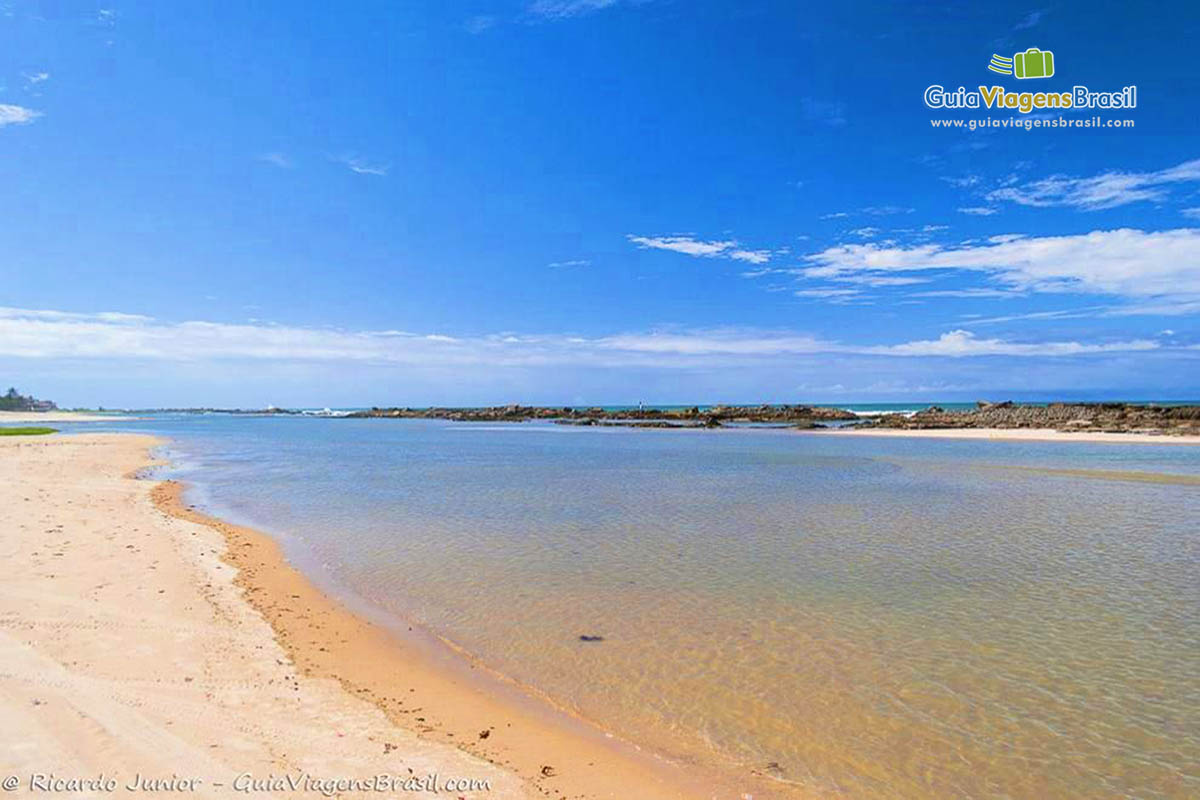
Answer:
[813,426,1200,445]
[1,431,759,800]
[150,444,774,798]
[0,433,527,798]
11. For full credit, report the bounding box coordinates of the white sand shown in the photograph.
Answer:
[0,433,528,798]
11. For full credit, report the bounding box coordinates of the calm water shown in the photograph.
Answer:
[52,415,1200,798]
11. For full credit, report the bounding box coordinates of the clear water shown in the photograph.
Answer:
[45,415,1200,798]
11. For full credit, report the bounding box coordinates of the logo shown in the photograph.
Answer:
[923,45,1136,115]
[989,48,1055,79]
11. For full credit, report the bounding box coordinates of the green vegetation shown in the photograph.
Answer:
[1,387,57,412]
[0,427,57,436]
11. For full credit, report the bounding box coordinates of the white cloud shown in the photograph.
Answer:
[0,307,1164,367]
[23,71,50,85]
[987,158,1200,210]
[869,329,1155,357]
[819,212,849,220]
[793,288,861,300]
[912,287,1020,299]
[628,235,734,258]
[848,226,881,239]
[804,227,1200,299]
[1105,298,1200,317]
[958,206,998,216]
[548,259,591,268]
[593,329,832,356]
[832,274,929,287]
[0,104,41,127]
[728,248,771,264]
[1181,207,1200,220]
[627,234,771,265]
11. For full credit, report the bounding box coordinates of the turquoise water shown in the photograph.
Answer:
[45,415,1200,798]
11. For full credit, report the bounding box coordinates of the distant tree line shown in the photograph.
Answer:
[0,387,56,412]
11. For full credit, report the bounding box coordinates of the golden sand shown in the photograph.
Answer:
[0,433,744,800]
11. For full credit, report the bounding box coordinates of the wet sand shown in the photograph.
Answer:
[0,433,750,800]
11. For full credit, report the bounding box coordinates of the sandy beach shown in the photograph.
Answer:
[0,433,717,800]
[817,427,1200,445]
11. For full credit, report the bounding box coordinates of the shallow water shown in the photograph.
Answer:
[62,416,1200,798]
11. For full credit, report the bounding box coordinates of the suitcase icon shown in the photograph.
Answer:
[1014,48,1054,79]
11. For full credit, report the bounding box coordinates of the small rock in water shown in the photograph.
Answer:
[578,634,605,642]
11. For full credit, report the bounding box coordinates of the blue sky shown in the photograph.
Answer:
[2,0,1199,407]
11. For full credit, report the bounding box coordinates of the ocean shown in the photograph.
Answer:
[41,413,1200,798]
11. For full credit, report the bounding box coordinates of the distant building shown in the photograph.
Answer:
[30,400,58,412]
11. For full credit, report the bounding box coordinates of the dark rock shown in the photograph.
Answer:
[859,402,1200,436]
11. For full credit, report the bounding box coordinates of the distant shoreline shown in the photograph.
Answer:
[0,410,137,423]
[811,427,1200,445]
[7,403,1199,439]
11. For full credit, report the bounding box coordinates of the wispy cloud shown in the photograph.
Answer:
[848,226,881,239]
[987,158,1200,210]
[793,288,862,301]
[800,97,847,127]
[802,227,1200,300]
[464,14,497,33]
[958,206,998,216]
[941,175,981,188]
[627,234,772,265]
[1013,9,1046,30]
[833,274,929,287]
[912,287,1020,299]
[527,0,621,20]
[258,152,293,169]
[548,259,591,268]
[822,207,914,221]
[22,71,49,85]
[861,205,915,216]
[1181,207,1200,220]
[0,104,41,127]
[335,155,389,176]
[869,329,1154,358]
[628,235,733,258]
[0,307,1163,366]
